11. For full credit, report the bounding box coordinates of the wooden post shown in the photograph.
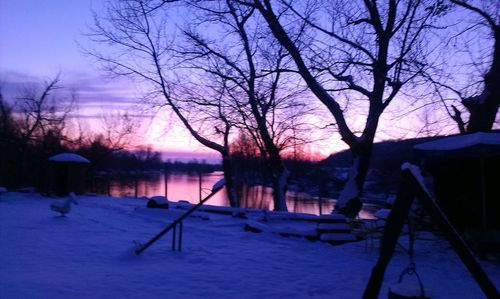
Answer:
[319,196,323,215]
[172,224,176,251]
[198,170,202,203]
[134,173,138,198]
[363,170,417,299]
[107,173,111,197]
[178,221,183,252]
[164,168,168,198]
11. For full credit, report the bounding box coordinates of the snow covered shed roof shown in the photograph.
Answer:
[413,132,500,158]
[48,153,90,164]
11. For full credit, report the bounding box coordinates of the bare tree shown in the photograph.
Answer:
[89,0,317,210]
[88,0,240,206]
[0,76,74,187]
[420,1,499,134]
[175,0,315,211]
[235,0,446,216]
[0,90,19,186]
[448,0,500,132]
[15,76,72,147]
[100,112,136,151]
[0,90,18,142]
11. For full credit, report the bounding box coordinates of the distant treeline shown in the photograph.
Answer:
[0,83,168,190]
[1,79,433,198]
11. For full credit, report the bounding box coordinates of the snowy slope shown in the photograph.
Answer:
[0,192,498,298]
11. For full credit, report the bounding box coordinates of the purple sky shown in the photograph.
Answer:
[2,1,490,161]
[0,0,223,161]
[0,0,135,107]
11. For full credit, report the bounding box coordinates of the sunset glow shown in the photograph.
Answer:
[1,1,499,297]
[1,0,497,162]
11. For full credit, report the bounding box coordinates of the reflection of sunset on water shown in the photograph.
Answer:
[98,172,376,218]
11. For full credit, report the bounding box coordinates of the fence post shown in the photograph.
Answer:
[134,173,138,198]
[198,170,202,202]
[179,221,183,252]
[164,167,168,198]
[172,224,177,251]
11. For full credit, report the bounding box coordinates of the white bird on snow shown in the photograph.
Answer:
[50,192,78,216]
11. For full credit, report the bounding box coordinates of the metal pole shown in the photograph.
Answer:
[134,174,138,198]
[107,174,111,196]
[164,169,168,198]
[198,171,202,202]
[178,221,183,252]
[172,224,176,251]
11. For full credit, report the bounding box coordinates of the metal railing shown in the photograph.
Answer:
[135,179,225,255]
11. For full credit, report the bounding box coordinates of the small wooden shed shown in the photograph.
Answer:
[47,153,90,196]
[413,132,500,232]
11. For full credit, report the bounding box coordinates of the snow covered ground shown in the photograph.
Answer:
[1,191,498,298]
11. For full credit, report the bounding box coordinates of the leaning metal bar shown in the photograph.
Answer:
[135,181,225,255]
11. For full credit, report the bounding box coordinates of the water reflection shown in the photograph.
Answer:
[96,171,375,218]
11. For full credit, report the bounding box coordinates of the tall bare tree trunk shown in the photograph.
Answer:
[222,153,239,208]
[464,27,500,133]
[335,137,375,217]
[268,152,288,211]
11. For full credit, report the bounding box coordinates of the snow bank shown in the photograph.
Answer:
[211,178,225,191]
[414,132,500,151]
[317,223,351,231]
[319,233,357,242]
[1,192,499,298]
[374,208,391,220]
[149,196,168,204]
[402,163,435,197]
[48,153,90,163]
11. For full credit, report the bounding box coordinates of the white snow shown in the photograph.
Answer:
[414,132,500,151]
[0,191,499,298]
[211,178,225,191]
[49,192,78,216]
[386,194,396,206]
[48,153,90,163]
[245,220,317,237]
[319,233,357,242]
[402,163,435,197]
[149,196,168,204]
[374,208,391,220]
[336,158,360,209]
[317,223,351,231]
[389,279,426,297]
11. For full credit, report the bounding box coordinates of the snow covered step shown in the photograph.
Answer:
[244,220,318,238]
[147,196,169,209]
[262,212,347,223]
[174,201,247,217]
[317,223,351,233]
[319,233,357,243]
[374,208,391,220]
[244,220,268,233]
[297,214,347,223]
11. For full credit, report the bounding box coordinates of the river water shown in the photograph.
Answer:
[97,171,377,218]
